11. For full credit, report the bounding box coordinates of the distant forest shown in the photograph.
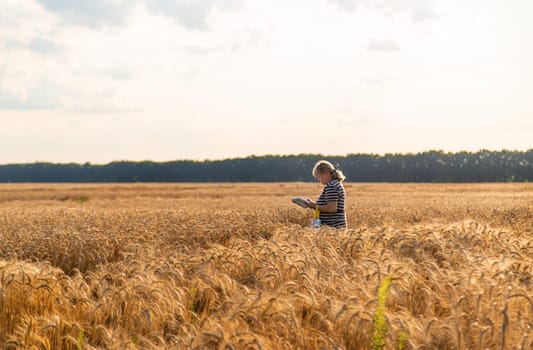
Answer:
[0,150,531,183]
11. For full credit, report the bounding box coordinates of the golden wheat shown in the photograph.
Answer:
[0,183,531,349]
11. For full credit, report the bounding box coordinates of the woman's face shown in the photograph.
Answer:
[315,171,332,185]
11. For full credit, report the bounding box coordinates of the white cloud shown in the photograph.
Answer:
[144,0,244,30]
[0,47,133,113]
[0,81,62,110]
[329,0,439,22]
[229,28,270,53]
[180,28,269,56]
[182,44,226,56]
[0,71,131,113]
[177,66,204,80]
[367,38,400,52]
[360,72,393,86]
[0,55,63,110]
[96,64,135,81]
[5,38,64,54]
[35,0,134,28]
[34,0,245,30]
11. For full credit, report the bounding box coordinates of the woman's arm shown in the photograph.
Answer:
[307,200,338,213]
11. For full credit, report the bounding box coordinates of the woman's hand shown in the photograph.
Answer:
[306,199,316,209]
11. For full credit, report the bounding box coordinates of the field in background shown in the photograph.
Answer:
[0,183,531,349]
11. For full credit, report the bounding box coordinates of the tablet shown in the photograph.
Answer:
[291,196,310,208]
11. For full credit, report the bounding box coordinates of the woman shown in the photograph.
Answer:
[307,160,347,228]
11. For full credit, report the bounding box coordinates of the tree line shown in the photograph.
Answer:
[0,150,531,183]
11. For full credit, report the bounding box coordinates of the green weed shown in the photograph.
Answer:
[371,274,391,350]
[77,328,84,350]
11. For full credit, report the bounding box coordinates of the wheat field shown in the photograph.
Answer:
[0,183,531,349]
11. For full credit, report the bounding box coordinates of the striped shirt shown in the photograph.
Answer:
[316,179,347,228]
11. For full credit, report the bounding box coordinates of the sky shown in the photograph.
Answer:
[0,0,532,164]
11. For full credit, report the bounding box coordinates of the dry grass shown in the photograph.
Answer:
[0,183,531,349]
